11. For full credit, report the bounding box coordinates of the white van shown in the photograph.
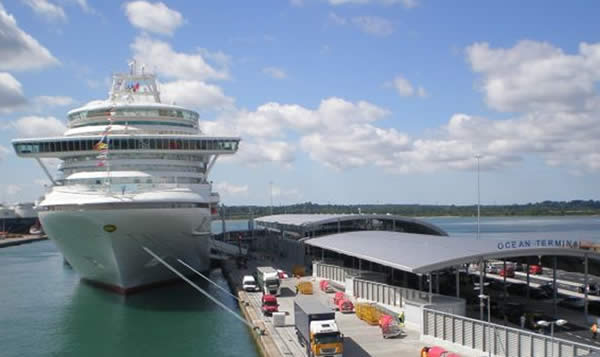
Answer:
[242,275,259,292]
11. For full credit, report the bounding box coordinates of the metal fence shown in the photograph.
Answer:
[353,278,431,307]
[423,308,600,357]
[314,262,360,284]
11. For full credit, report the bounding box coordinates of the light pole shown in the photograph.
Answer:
[479,294,491,357]
[536,319,567,357]
[475,154,482,240]
[269,181,273,215]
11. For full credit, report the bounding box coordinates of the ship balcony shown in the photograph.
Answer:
[12,136,240,158]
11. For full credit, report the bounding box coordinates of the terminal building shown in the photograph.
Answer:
[253,214,600,356]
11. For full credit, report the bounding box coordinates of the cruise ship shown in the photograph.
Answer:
[0,202,38,234]
[11,63,240,293]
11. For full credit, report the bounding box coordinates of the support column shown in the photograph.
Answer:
[419,275,423,292]
[435,272,440,294]
[428,273,433,304]
[585,254,589,323]
[503,260,507,303]
[480,260,485,322]
[526,261,531,299]
[456,266,460,298]
[553,256,558,317]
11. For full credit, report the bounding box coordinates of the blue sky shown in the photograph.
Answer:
[0,0,599,206]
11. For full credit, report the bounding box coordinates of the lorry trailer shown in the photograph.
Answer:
[294,295,343,357]
[256,266,281,296]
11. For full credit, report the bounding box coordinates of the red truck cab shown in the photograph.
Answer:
[529,264,543,275]
[261,294,279,316]
[499,267,515,278]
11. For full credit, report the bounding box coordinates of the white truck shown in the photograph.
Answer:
[256,266,281,296]
[294,296,344,357]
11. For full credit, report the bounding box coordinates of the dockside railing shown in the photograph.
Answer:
[423,308,600,357]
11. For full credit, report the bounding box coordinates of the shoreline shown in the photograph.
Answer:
[0,235,47,248]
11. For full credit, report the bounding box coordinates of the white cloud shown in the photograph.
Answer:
[22,0,66,22]
[262,67,287,79]
[131,36,229,81]
[214,182,248,196]
[33,95,75,107]
[272,185,302,201]
[466,40,600,112]
[290,0,304,6]
[5,184,22,196]
[124,1,183,36]
[328,0,418,8]
[10,116,66,137]
[386,75,427,97]
[0,4,59,70]
[160,80,234,111]
[351,16,393,36]
[70,0,94,14]
[0,145,10,161]
[235,140,297,166]
[328,12,347,25]
[301,124,411,169]
[0,72,26,112]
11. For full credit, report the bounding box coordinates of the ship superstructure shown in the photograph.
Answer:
[12,63,239,293]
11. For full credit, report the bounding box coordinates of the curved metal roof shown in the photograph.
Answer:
[305,230,600,274]
[255,214,448,236]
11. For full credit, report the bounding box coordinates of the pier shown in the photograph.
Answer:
[211,214,600,357]
[221,252,439,357]
[0,235,47,248]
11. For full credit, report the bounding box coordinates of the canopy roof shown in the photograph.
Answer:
[305,230,600,274]
[255,214,448,237]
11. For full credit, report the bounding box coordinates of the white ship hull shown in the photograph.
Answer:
[39,206,212,293]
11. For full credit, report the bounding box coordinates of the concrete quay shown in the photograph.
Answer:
[222,255,476,357]
[0,235,47,248]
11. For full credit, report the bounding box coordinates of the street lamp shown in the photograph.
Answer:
[479,294,491,357]
[536,319,567,357]
[475,154,482,240]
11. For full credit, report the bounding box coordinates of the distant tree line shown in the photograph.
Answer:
[220,200,600,219]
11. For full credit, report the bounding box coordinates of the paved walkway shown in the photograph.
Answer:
[0,235,47,248]
[224,252,479,356]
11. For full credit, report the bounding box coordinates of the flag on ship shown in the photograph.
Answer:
[94,141,108,151]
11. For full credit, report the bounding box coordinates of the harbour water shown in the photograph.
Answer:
[1,216,599,357]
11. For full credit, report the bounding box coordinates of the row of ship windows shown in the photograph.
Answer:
[70,120,196,129]
[62,165,204,173]
[68,108,199,122]
[66,177,204,185]
[64,153,207,163]
[14,138,239,154]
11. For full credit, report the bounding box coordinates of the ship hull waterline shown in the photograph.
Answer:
[39,207,212,294]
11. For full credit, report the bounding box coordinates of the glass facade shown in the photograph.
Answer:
[68,107,199,122]
[13,137,239,154]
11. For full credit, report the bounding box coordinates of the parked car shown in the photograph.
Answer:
[499,267,515,278]
[277,269,289,279]
[486,264,500,274]
[261,294,279,316]
[539,282,556,296]
[559,296,585,310]
[506,283,528,296]
[578,283,600,295]
[533,287,552,299]
[529,265,543,275]
[242,275,260,292]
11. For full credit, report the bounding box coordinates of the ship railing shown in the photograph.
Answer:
[52,183,197,194]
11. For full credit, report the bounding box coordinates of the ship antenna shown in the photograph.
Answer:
[128,59,136,75]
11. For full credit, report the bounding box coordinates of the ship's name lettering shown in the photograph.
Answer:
[497,240,579,250]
